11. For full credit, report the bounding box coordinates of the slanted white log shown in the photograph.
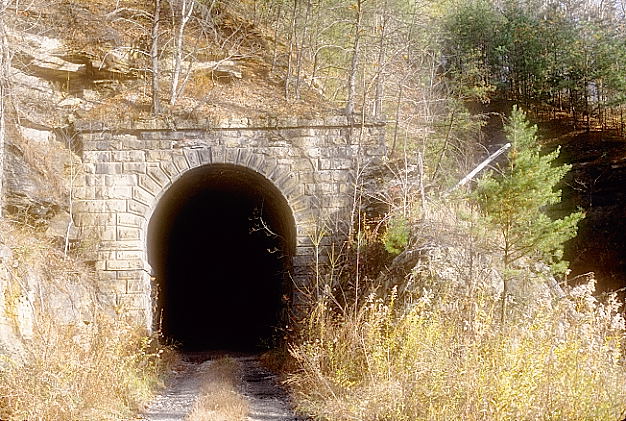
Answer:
[449,142,511,192]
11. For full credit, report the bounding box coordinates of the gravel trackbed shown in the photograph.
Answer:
[139,353,303,421]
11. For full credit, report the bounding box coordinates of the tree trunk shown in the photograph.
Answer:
[373,0,387,120]
[501,250,510,325]
[295,0,311,100]
[0,0,9,215]
[270,4,282,76]
[151,0,162,115]
[285,0,299,99]
[308,2,321,88]
[170,0,194,106]
[390,4,418,157]
[345,0,363,120]
[390,81,403,156]
[584,78,590,131]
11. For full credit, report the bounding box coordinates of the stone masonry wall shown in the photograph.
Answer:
[73,116,385,328]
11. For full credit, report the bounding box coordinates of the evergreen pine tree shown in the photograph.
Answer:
[475,106,584,323]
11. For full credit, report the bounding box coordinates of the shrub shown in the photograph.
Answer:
[381,216,409,256]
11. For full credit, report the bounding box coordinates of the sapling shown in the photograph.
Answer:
[475,106,584,323]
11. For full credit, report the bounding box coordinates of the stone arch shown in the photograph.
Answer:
[74,120,387,334]
[139,147,305,223]
[132,146,311,266]
[126,147,311,346]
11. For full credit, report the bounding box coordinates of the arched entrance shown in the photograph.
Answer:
[147,164,296,351]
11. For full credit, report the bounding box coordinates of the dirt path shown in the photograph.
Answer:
[140,357,204,421]
[139,353,303,421]
[239,356,303,421]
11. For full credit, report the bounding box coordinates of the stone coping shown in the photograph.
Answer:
[74,116,386,133]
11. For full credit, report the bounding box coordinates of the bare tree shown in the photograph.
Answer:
[170,0,195,106]
[345,0,364,119]
[285,0,299,99]
[372,0,388,120]
[151,0,162,115]
[294,0,311,99]
[269,2,283,76]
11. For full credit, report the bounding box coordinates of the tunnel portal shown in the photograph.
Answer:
[148,164,296,351]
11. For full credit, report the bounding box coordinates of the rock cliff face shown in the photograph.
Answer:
[0,222,98,359]
[5,9,145,222]
[0,4,125,354]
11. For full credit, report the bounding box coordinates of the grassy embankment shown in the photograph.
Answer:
[286,202,626,420]
[0,221,175,420]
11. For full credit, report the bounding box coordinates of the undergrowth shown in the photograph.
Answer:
[287,201,626,420]
[0,316,174,420]
[288,281,626,420]
[0,219,175,420]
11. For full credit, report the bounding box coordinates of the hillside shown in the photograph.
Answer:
[11,0,336,127]
[1,0,626,420]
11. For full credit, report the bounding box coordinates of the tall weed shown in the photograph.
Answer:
[0,315,173,421]
[288,282,626,420]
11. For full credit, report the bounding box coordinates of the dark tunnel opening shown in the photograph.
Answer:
[148,164,296,352]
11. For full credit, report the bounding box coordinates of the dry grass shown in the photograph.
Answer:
[0,315,174,421]
[287,199,626,420]
[288,281,626,420]
[186,357,249,421]
[0,219,176,420]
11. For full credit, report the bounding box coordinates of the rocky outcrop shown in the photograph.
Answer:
[4,143,63,220]
[9,28,140,129]
[45,211,80,242]
[0,224,97,360]
[192,59,243,80]
[373,201,560,320]
[2,8,144,225]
